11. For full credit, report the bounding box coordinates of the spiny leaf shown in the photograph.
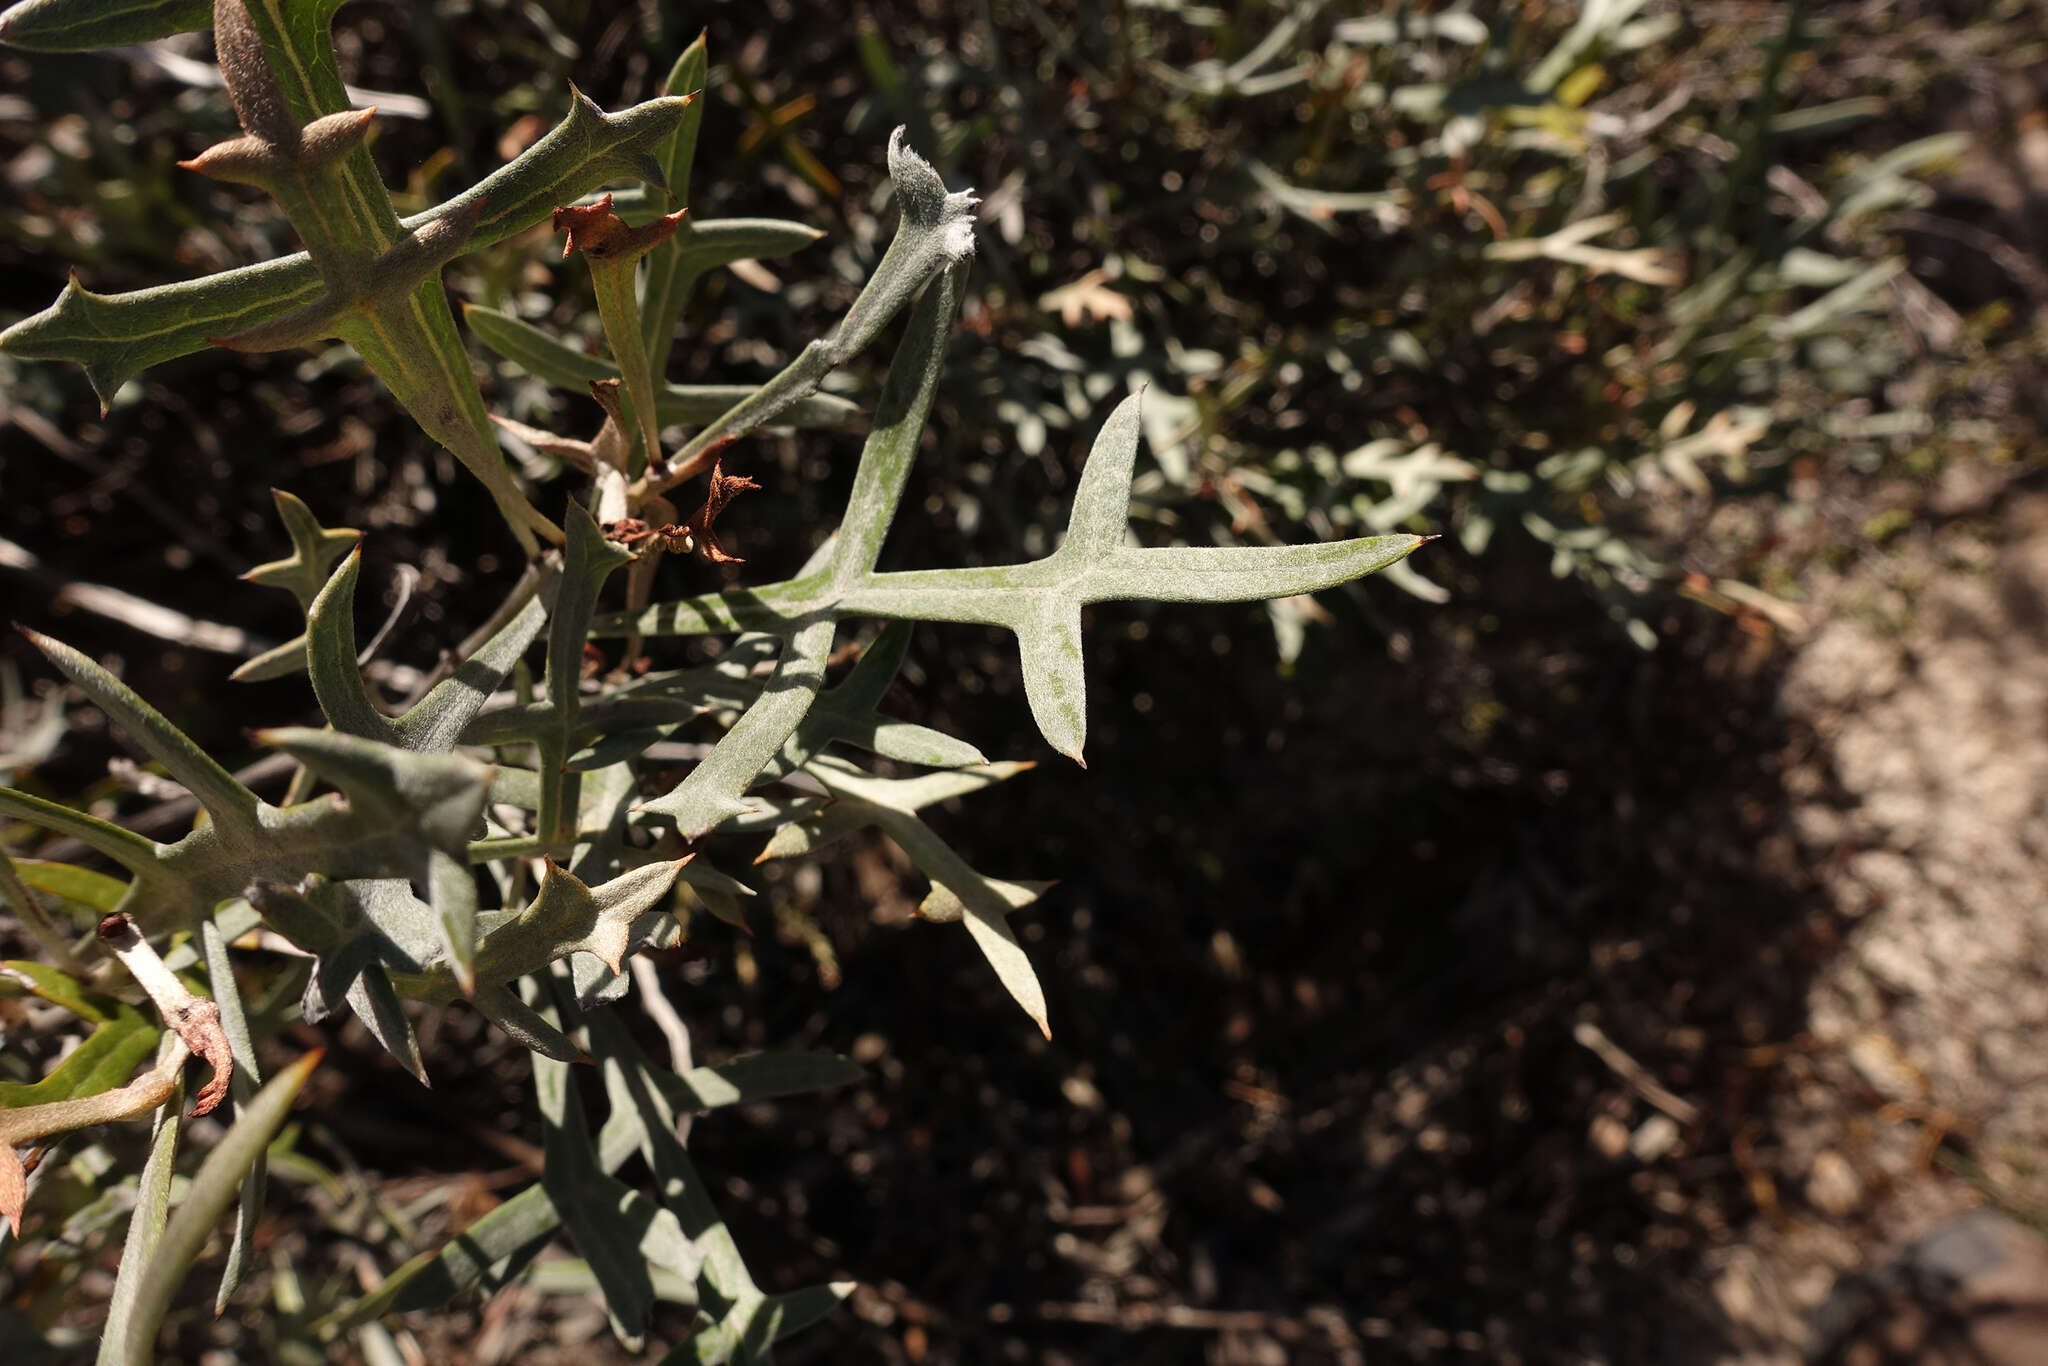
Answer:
[242,488,360,608]
[21,628,260,829]
[628,261,972,834]
[602,391,1425,762]
[0,784,160,876]
[932,877,1054,1039]
[5,719,503,936]
[347,964,425,1082]
[255,872,429,1077]
[472,983,581,1061]
[826,262,968,588]
[519,503,636,845]
[304,545,547,752]
[0,89,697,404]
[767,622,986,777]
[423,859,688,995]
[635,129,976,500]
[260,727,492,858]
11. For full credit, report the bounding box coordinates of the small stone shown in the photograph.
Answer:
[1590,1113,1630,1159]
[1629,1114,1681,1163]
[1806,1149,1862,1218]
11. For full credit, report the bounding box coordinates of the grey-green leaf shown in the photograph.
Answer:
[23,629,259,829]
[0,90,695,403]
[115,1050,322,1366]
[637,618,835,841]
[466,305,857,428]
[655,1051,864,1112]
[200,917,265,1316]
[95,1068,180,1366]
[536,1051,659,1349]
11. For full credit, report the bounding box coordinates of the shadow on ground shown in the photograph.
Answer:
[632,535,1859,1366]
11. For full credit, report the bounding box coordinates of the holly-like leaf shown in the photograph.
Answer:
[0,89,696,404]
[636,617,834,841]
[635,128,978,500]
[230,488,364,681]
[21,629,260,831]
[603,389,1425,762]
[386,859,688,999]
[304,545,548,753]
[245,876,431,1081]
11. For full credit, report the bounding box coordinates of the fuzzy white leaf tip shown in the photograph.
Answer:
[887,126,978,264]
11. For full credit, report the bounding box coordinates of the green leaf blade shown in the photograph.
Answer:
[655,1052,864,1111]
[0,0,212,50]
[115,1049,322,1366]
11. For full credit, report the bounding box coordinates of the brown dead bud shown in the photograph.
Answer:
[588,378,626,422]
[684,457,761,565]
[553,194,689,265]
[602,517,695,555]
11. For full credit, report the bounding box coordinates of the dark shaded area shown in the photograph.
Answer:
[660,536,1838,1364]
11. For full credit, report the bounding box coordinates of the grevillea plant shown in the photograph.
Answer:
[0,2,1422,1360]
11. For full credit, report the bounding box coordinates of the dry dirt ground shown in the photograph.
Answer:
[1702,488,2048,1364]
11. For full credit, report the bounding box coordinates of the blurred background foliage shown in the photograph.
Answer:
[3,1,2046,1362]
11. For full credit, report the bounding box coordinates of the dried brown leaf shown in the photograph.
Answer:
[685,457,761,564]
[552,194,688,266]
